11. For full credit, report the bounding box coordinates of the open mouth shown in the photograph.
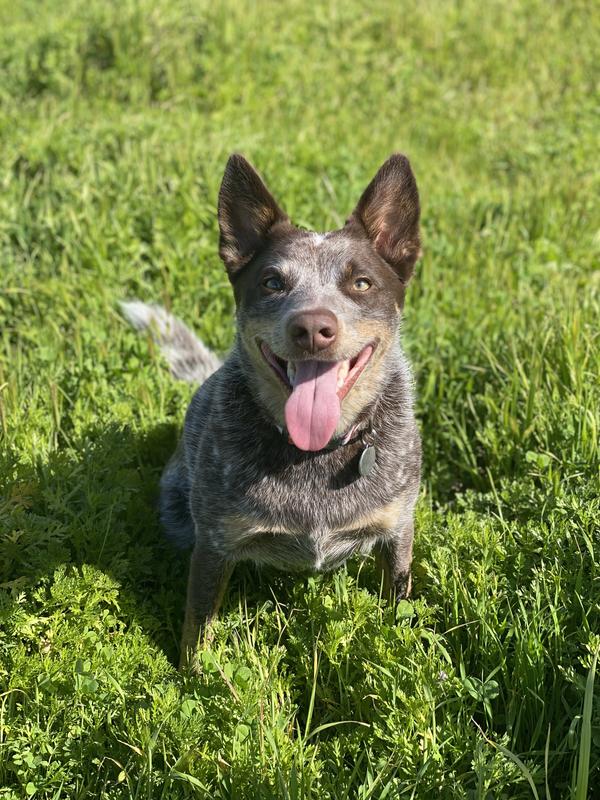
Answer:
[259,340,377,401]
[258,339,378,452]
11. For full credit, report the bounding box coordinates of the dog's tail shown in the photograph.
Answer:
[120,300,221,384]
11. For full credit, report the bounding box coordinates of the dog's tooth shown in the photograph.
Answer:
[287,361,296,385]
[337,361,349,389]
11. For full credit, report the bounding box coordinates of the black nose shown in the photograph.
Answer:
[287,309,338,353]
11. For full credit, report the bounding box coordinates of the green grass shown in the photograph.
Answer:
[0,0,599,797]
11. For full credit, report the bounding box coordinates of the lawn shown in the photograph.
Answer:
[0,0,599,797]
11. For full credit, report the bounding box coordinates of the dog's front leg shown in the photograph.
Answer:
[375,519,414,601]
[179,535,232,671]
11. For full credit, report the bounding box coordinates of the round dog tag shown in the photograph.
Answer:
[358,444,376,477]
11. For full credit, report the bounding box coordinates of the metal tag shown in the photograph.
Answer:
[358,444,377,477]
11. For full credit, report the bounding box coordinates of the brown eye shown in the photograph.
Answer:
[263,275,284,292]
[353,277,372,292]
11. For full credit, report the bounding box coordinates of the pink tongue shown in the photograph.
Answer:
[285,361,341,451]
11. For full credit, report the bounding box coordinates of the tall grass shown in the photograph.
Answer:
[0,0,598,797]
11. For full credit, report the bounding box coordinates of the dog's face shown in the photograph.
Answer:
[217,154,421,451]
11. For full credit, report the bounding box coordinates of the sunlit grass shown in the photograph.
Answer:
[0,0,598,797]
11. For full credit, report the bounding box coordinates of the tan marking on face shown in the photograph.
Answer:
[239,315,396,433]
[336,320,395,432]
[238,317,289,426]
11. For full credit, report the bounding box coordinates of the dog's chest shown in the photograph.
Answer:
[192,406,420,570]
[218,495,405,571]
[221,516,379,571]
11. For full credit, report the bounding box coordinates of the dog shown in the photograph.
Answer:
[122,152,422,669]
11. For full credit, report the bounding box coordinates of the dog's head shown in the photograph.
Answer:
[218,153,421,451]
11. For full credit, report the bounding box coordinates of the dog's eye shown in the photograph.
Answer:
[262,275,284,292]
[353,277,372,292]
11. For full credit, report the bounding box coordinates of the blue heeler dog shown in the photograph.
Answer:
[122,153,422,669]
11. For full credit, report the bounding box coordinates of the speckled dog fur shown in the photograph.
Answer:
[122,152,422,669]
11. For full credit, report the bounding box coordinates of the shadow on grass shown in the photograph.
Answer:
[1,422,188,663]
[0,421,326,667]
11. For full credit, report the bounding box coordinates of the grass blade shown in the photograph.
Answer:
[573,647,599,800]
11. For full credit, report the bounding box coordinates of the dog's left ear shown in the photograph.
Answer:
[218,154,289,278]
[348,154,421,283]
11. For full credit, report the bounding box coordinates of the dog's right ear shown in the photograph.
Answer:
[218,154,289,277]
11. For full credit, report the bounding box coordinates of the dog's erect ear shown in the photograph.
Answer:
[218,154,288,277]
[349,154,421,283]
